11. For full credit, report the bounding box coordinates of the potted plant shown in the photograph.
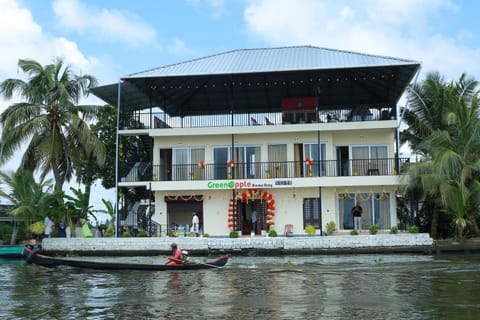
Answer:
[408,225,419,233]
[390,226,398,234]
[369,224,378,235]
[229,230,239,238]
[326,221,336,236]
[350,229,359,235]
[268,229,277,237]
[305,225,316,236]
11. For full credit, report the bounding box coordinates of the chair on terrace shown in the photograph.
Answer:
[284,224,293,237]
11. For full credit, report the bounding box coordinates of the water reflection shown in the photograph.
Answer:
[0,254,479,319]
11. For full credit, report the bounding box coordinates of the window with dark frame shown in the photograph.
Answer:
[303,197,321,229]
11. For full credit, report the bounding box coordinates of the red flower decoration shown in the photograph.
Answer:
[198,160,205,169]
[305,157,314,166]
[227,159,235,168]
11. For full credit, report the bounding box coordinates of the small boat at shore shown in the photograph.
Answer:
[0,245,24,259]
[22,246,229,271]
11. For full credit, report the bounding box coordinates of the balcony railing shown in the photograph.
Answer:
[119,158,409,183]
[120,106,396,130]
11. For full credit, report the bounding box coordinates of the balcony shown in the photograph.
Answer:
[119,106,396,130]
[120,158,408,183]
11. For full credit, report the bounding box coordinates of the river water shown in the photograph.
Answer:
[0,254,479,320]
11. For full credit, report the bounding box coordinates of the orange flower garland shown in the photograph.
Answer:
[228,189,276,230]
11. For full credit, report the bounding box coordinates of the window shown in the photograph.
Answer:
[338,192,391,230]
[303,198,321,228]
[173,147,205,180]
[304,143,326,176]
[268,144,287,178]
[351,145,387,176]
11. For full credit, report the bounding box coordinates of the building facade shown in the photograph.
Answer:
[92,46,420,237]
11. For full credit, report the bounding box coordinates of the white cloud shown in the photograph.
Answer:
[243,0,480,81]
[52,0,156,47]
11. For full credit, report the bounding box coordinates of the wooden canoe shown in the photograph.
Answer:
[22,245,228,271]
[0,245,24,259]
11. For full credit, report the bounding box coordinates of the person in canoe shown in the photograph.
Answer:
[166,242,183,265]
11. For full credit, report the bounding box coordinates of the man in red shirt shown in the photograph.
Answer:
[166,243,183,265]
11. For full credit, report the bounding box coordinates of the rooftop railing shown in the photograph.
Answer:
[120,107,396,130]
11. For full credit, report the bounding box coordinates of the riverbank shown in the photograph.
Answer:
[39,233,439,256]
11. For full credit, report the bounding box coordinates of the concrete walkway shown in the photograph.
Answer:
[41,233,435,256]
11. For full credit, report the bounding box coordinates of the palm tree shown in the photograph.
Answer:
[0,58,105,192]
[402,73,480,239]
[0,170,53,241]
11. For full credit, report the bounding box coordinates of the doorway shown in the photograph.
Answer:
[336,146,349,176]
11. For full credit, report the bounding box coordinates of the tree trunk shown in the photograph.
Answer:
[430,209,438,239]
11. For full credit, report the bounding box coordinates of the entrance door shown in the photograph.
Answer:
[235,199,265,235]
[166,199,203,236]
[159,149,172,181]
[336,146,349,176]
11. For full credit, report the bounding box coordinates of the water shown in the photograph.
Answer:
[1,254,479,320]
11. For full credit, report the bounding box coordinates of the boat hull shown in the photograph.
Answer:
[22,246,228,271]
[0,245,24,259]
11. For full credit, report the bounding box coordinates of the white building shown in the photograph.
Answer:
[92,46,420,237]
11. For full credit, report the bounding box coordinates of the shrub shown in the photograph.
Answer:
[203,233,209,237]
[350,229,359,235]
[229,231,239,238]
[29,221,46,236]
[268,230,277,237]
[104,225,114,237]
[408,225,419,233]
[122,231,132,237]
[326,221,336,236]
[390,226,398,234]
[305,225,316,236]
[369,224,378,235]
[137,230,148,237]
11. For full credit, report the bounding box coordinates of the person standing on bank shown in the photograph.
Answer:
[44,215,52,238]
[351,201,363,231]
[251,209,258,235]
[192,212,199,236]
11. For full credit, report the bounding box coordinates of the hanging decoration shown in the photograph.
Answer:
[333,188,391,200]
[226,159,235,168]
[198,160,205,169]
[227,189,276,230]
[165,194,205,201]
[228,198,237,229]
[305,156,314,167]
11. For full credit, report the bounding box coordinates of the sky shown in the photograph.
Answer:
[1,0,479,216]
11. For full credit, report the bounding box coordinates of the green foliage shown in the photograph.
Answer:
[29,221,45,235]
[369,224,378,235]
[229,230,239,238]
[268,230,277,237]
[408,225,419,233]
[0,58,103,192]
[137,230,148,237]
[401,72,480,240]
[0,170,53,239]
[326,221,336,236]
[89,105,117,189]
[350,229,359,235]
[305,225,316,236]
[121,231,131,237]
[104,225,114,237]
[390,226,398,234]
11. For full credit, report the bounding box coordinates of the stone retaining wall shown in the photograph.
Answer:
[41,233,434,256]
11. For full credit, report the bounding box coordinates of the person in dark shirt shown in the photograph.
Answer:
[351,201,363,231]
